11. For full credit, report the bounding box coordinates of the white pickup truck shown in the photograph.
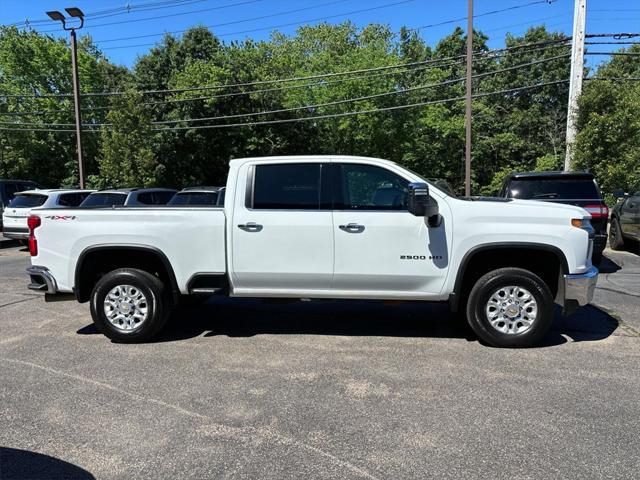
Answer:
[25,156,598,347]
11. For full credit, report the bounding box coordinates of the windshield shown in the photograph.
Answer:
[8,194,47,208]
[398,165,457,197]
[506,178,600,200]
[168,192,219,206]
[80,193,127,207]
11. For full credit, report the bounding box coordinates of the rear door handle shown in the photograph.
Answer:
[339,223,365,233]
[238,222,263,232]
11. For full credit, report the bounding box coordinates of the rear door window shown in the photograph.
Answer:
[8,194,47,208]
[252,163,321,210]
[506,178,600,200]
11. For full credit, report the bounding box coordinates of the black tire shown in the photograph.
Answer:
[609,217,625,250]
[466,267,554,348]
[90,268,170,343]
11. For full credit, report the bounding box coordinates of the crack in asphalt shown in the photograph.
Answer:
[0,357,380,480]
[596,286,640,299]
[0,296,39,309]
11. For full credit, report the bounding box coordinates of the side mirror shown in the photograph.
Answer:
[408,182,439,221]
[612,189,625,200]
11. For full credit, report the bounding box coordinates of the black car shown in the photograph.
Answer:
[609,190,640,252]
[168,186,225,206]
[499,171,608,264]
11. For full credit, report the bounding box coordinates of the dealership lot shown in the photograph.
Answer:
[1,246,639,479]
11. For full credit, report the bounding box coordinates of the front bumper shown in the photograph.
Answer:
[558,265,598,315]
[3,227,29,240]
[27,266,58,294]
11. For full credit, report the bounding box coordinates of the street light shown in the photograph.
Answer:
[46,7,86,188]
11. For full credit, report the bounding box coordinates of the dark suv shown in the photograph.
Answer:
[499,171,608,265]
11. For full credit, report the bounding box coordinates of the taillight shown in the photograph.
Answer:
[583,204,608,219]
[27,215,41,257]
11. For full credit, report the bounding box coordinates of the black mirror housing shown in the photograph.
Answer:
[408,182,439,220]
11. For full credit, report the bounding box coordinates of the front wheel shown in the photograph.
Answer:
[466,268,554,348]
[90,268,170,343]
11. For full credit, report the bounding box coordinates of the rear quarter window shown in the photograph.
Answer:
[135,191,176,205]
[506,178,600,200]
[81,193,127,207]
[58,192,92,207]
[8,194,48,208]
[169,192,219,206]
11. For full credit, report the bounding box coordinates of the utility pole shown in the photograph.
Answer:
[564,0,586,171]
[46,7,86,188]
[465,0,473,196]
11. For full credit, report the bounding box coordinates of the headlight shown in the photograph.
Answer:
[572,218,595,237]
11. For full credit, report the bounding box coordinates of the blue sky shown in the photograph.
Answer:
[0,0,637,68]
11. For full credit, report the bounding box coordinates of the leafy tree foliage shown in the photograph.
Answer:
[574,45,640,199]
[1,23,637,200]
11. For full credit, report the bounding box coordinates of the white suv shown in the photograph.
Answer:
[2,189,94,240]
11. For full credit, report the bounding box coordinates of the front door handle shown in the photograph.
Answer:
[339,223,365,233]
[238,222,263,232]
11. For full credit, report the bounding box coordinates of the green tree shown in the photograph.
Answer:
[91,93,162,188]
[574,45,640,198]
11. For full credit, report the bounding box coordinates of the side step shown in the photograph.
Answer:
[187,274,228,296]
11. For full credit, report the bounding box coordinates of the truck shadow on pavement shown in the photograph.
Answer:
[0,447,95,480]
[598,255,622,274]
[81,296,621,347]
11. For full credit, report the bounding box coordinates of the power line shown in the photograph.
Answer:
[585,77,640,81]
[585,33,640,39]
[0,80,571,134]
[98,0,557,51]
[96,0,353,44]
[0,41,572,120]
[408,0,557,32]
[3,0,210,27]
[585,41,640,45]
[100,0,416,50]
[37,0,267,33]
[150,80,575,131]
[585,51,640,56]
[0,38,571,101]
[0,54,572,128]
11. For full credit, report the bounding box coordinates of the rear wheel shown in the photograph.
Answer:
[90,268,170,343]
[466,268,554,348]
[609,217,625,250]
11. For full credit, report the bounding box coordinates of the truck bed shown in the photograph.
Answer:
[31,207,226,294]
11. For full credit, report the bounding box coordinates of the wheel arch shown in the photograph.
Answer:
[74,244,179,303]
[449,242,569,312]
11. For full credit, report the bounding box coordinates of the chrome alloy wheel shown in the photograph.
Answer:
[485,285,538,335]
[103,284,148,332]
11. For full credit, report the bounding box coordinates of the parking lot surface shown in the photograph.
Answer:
[1,246,639,479]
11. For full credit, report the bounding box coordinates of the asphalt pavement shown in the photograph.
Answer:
[0,246,639,479]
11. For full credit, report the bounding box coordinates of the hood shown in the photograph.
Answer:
[450,196,590,221]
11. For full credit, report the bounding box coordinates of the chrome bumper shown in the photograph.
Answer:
[3,227,29,240]
[558,265,598,315]
[27,266,58,294]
